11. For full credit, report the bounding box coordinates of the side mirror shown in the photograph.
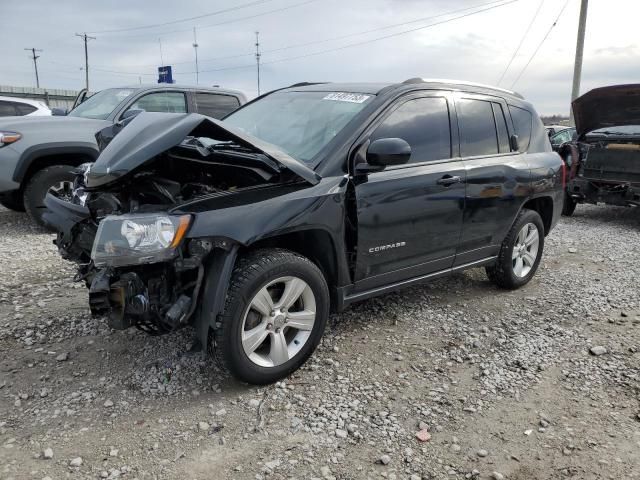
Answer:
[366,138,411,167]
[510,134,520,152]
[51,107,67,116]
[117,109,144,126]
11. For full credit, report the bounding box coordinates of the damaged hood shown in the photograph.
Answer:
[573,84,640,136]
[86,112,321,188]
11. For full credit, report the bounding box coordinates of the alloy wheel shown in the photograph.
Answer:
[241,276,316,368]
[512,222,540,278]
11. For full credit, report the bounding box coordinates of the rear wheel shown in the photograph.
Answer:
[23,165,75,229]
[211,249,329,385]
[486,209,545,289]
[0,191,25,212]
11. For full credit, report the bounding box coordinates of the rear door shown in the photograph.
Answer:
[454,94,530,265]
[353,92,466,292]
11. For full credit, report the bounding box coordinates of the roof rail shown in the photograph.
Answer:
[287,82,329,88]
[402,78,523,99]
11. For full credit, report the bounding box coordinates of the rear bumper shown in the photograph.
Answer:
[568,178,640,207]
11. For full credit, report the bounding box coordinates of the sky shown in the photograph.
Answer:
[2,0,638,115]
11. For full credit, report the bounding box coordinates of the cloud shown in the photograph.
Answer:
[3,0,640,115]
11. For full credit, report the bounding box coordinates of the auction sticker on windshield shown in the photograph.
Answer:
[323,92,371,103]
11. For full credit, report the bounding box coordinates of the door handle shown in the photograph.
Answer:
[437,175,462,186]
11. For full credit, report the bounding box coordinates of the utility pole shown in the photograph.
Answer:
[75,33,96,91]
[570,0,588,122]
[192,27,200,84]
[255,31,261,96]
[159,38,164,66]
[24,48,42,88]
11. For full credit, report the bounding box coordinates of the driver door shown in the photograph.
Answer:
[353,93,466,292]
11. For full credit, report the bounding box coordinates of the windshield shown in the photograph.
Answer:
[223,91,373,163]
[588,125,640,136]
[68,88,136,120]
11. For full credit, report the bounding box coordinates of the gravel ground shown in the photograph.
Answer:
[0,204,638,480]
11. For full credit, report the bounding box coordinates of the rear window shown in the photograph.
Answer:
[194,93,240,119]
[14,103,37,115]
[509,105,533,151]
[457,98,499,157]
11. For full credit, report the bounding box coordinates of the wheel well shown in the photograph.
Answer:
[522,197,553,235]
[21,153,93,186]
[242,230,339,292]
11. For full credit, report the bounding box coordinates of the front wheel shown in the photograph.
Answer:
[211,249,329,385]
[23,165,76,229]
[486,209,545,290]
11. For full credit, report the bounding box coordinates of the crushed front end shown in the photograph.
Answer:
[43,112,317,337]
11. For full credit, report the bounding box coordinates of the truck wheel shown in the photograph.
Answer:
[486,209,545,290]
[211,249,329,385]
[561,192,577,216]
[0,191,25,212]
[23,165,75,229]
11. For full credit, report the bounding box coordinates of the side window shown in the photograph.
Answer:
[14,103,37,115]
[492,103,511,153]
[127,91,187,114]
[194,93,240,119]
[457,98,499,157]
[508,105,533,151]
[0,101,17,117]
[370,97,451,164]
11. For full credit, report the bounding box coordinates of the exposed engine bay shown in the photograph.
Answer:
[43,112,316,337]
[565,135,640,207]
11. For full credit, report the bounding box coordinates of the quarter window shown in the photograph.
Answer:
[194,93,240,119]
[127,91,187,114]
[370,97,451,164]
[457,98,499,157]
[509,105,533,151]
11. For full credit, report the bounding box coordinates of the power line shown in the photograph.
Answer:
[141,0,519,77]
[95,0,320,41]
[509,0,569,89]
[92,0,506,69]
[496,0,545,86]
[192,0,520,75]
[88,0,276,34]
[24,48,43,88]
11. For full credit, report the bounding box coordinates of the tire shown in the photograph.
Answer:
[561,192,577,216]
[486,209,545,290]
[23,165,76,229]
[0,191,25,212]
[211,249,329,385]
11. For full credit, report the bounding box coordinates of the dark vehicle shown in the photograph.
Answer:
[561,84,640,216]
[0,84,246,227]
[545,124,571,137]
[550,127,576,152]
[44,79,564,384]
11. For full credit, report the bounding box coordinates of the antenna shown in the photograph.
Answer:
[24,48,43,88]
[255,31,261,96]
[193,27,200,84]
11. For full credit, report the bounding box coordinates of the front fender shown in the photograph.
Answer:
[13,142,99,183]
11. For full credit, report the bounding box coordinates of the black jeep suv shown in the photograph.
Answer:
[44,79,563,384]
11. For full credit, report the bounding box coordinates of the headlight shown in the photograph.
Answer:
[91,214,191,267]
[0,131,22,147]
